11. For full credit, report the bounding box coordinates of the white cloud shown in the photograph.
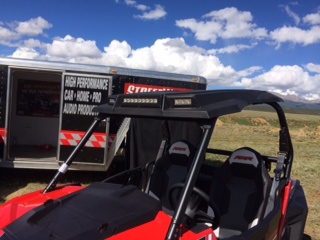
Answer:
[270,25,320,47]
[15,17,52,36]
[103,39,132,58]
[234,65,320,100]
[0,26,19,45]
[10,47,40,59]
[270,9,320,47]
[99,38,237,84]
[124,0,136,6]
[1,11,319,101]
[15,36,237,86]
[122,0,166,20]
[99,39,132,66]
[134,4,167,20]
[23,38,45,49]
[0,17,52,48]
[237,66,263,78]
[46,35,101,58]
[175,7,320,49]
[208,43,256,54]
[283,5,300,25]
[136,4,148,11]
[9,34,320,100]
[124,0,148,11]
[305,63,320,74]
[176,18,222,44]
[176,7,268,44]
[303,12,320,25]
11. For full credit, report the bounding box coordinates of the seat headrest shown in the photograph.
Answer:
[169,141,191,157]
[168,141,194,166]
[227,147,264,179]
[228,148,260,168]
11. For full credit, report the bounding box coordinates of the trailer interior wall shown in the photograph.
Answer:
[10,70,61,147]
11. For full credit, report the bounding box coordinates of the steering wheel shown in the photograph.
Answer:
[168,183,220,229]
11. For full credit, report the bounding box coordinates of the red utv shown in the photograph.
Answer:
[0,90,308,239]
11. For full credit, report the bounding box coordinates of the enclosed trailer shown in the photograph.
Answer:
[0,57,206,171]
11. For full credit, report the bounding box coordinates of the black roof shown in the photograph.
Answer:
[93,90,283,120]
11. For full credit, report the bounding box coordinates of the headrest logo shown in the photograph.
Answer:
[172,147,187,152]
[234,155,253,161]
[169,142,190,157]
[229,149,259,167]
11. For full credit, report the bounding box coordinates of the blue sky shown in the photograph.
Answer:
[0,0,320,100]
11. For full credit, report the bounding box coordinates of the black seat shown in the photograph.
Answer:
[147,140,195,213]
[210,147,272,238]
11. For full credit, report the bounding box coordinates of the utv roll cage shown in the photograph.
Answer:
[44,89,294,240]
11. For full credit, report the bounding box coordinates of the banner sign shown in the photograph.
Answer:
[59,74,111,164]
[124,83,190,94]
[62,75,110,117]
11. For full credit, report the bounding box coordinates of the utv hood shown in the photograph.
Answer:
[1,183,161,240]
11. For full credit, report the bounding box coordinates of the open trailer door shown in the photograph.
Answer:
[57,73,112,170]
[6,68,61,166]
[0,65,7,162]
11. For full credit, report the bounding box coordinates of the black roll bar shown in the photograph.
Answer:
[43,114,106,194]
[166,120,215,240]
[267,102,294,179]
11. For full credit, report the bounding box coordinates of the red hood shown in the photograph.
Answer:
[0,183,216,240]
[0,185,83,229]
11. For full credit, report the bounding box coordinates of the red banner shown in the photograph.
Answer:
[124,83,190,94]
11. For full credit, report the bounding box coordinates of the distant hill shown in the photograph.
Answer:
[270,92,320,114]
[271,92,320,104]
[247,92,320,115]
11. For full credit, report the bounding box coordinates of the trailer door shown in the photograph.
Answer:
[0,66,8,160]
[6,69,61,165]
[58,73,112,167]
